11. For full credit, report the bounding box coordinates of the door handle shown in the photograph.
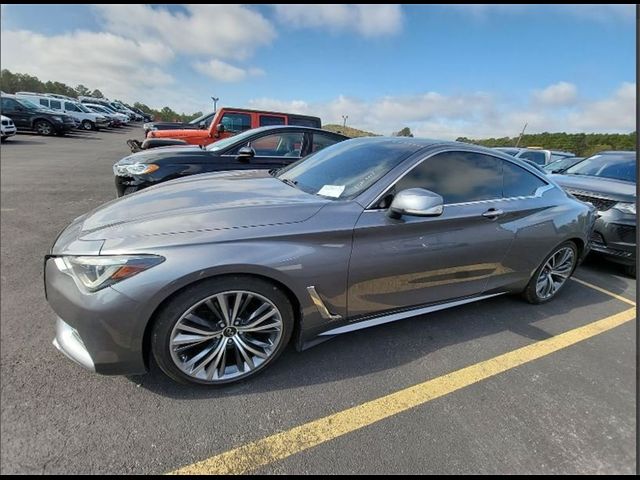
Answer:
[482,208,504,219]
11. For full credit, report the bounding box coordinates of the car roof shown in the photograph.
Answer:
[595,150,636,155]
[235,125,349,138]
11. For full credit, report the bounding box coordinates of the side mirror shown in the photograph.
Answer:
[214,123,225,137]
[15,106,25,112]
[236,146,255,161]
[388,188,443,218]
[199,121,207,129]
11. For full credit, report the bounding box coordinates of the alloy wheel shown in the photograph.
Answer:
[169,290,284,382]
[35,121,52,135]
[535,246,575,300]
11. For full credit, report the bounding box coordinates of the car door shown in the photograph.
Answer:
[347,150,516,318]
[0,98,30,129]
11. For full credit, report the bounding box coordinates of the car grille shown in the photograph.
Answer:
[567,191,617,212]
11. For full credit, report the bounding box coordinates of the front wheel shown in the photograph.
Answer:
[151,276,294,385]
[33,120,54,136]
[522,241,578,304]
[81,120,94,131]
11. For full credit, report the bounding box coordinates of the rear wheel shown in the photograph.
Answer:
[33,120,54,136]
[151,276,294,385]
[523,241,578,304]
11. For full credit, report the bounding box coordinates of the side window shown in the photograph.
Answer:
[250,132,304,157]
[1,98,19,112]
[259,115,285,127]
[503,161,547,197]
[394,151,503,204]
[65,102,79,112]
[518,151,546,165]
[311,133,341,153]
[220,113,251,133]
[49,100,62,110]
[39,99,49,107]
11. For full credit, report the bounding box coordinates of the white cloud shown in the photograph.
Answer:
[194,59,264,82]
[272,4,403,36]
[448,4,635,22]
[0,30,175,101]
[533,82,578,106]
[94,5,275,60]
[249,82,636,139]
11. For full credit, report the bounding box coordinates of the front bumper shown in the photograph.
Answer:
[589,212,636,265]
[1,127,16,137]
[114,174,151,196]
[45,257,149,375]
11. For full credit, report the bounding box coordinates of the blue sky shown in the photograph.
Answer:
[1,4,636,138]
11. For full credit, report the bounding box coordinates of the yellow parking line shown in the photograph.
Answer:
[169,306,636,475]
[571,277,636,306]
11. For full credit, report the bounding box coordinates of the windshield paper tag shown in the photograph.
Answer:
[317,185,345,198]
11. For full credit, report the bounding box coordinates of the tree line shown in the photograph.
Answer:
[0,69,200,123]
[456,132,636,157]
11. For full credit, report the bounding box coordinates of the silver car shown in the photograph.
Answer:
[45,138,596,385]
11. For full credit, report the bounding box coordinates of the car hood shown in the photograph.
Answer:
[55,170,329,248]
[550,174,636,203]
[117,145,205,164]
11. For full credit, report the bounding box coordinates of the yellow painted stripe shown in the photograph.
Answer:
[571,277,636,306]
[169,307,635,475]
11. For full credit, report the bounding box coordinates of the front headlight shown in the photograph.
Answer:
[614,202,636,215]
[114,162,160,176]
[56,255,164,292]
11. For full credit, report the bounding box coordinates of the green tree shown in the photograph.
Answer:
[75,84,91,97]
[395,127,414,137]
[91,89,104,99]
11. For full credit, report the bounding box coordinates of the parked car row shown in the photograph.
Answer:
[0,92,152,137]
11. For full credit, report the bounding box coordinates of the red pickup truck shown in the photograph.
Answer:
[131,107,322,151]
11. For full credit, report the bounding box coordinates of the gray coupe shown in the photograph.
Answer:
[45,137,596,385]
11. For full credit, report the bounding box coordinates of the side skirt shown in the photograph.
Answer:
[318,292,506,337]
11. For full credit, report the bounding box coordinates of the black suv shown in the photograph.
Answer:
[552,151,637,276]
[0,94,76,136]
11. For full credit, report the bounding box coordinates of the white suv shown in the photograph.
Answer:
[1,115,17,141]
[15,93,109,131]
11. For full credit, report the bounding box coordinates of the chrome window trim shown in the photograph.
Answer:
[365,147,553,211]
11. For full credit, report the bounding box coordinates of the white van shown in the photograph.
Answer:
[15,92,109,131]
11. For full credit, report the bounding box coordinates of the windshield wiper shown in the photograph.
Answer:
[280,177,298,188]
[268,168,280,176]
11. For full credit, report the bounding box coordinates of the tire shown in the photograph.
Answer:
[81,120,94,131]
[624,264,636,278]
[522,241,578,304]
[33,120,54,136]
[151,276,294,385]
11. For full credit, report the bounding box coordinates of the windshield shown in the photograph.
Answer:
[544,157,582,173]
[188,111,214,125]
[276,140,418,199]
[17,98,46,110]
[77,103,92,113]
[565,153,636,182]
[205,128,259,151]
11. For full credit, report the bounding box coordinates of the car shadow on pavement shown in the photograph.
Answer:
[128,278,628,399]
[578,255,635,295]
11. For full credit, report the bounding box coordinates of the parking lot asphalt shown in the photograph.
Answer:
[0,128,636,474]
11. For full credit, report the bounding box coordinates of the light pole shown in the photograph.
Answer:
[342,115,348,129]
[211,97,219,113]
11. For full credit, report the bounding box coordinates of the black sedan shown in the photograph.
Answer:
[113,126,348,196]
[551,151,636,277]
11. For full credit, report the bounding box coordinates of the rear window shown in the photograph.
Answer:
[288,116,321,128]
[259,115,286,127]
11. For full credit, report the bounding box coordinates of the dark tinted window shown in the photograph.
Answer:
[394,151,502,204]
[220,112,251,133]
[39,99,49,107]
[503,161,546,197]
[259,115,285,127]
[65,102,80,112]
[288,116,321,128]
[311,132,341,153]
[565,153,636,183]
[518,151,546,165]
[49,99,61,110]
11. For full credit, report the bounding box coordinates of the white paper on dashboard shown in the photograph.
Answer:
[317,185,345,198]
